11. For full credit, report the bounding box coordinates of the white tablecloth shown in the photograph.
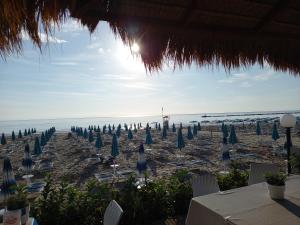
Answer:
[186,175,300,225]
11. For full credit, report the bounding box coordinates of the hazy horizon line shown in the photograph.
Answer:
[1,109,300,123]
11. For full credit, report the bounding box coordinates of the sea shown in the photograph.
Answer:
[1,110,300,134]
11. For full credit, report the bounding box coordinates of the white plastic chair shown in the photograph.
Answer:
[191,174,220,197]
[248,163,280,185]
[103,200,123,225]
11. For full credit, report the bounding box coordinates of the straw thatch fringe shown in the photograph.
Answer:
[1,0,300,75]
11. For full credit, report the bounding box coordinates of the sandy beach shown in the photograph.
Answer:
[1,122,299,188]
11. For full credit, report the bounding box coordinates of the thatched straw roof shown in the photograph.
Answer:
[1,0,300,74]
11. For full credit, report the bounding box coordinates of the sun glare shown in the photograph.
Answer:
[132,43,140,53]
[116,42,143,71]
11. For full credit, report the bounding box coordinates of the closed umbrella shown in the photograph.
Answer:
[145,130,153,145]
[193,125,197,136]
[1,157,16,197]
[172,123,176,133]
[222,123,229,138]
[136,143,147,174]
[95,132,103,156]
[22,144,34,183]
[22,144,33,174]
[162,126,167,139]
[272,123,280,141]
[229,125,238,145]
[177,128,185,159]
[128,129,133,140]
[256,121,262,135]
[111,133,119,175]
[187,126,193,140]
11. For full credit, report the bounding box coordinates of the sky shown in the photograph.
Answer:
[1,20,300,121]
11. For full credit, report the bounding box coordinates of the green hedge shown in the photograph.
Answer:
[31,170,192,225]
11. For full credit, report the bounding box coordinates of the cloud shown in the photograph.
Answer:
[42,91,96,97]
[22,31,67,44]
[98,48,104,53]
[51,61,77,66]
[218,70,276,87]
[60,20,87,33]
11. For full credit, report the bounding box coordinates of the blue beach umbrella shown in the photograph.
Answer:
[111,134,119,158]
[108,125,112,135]
[1,157,16,196]
[162,126,167,139]
[95,132,103,155]
[197,122,201,131]
[145,130,153,145]
[272,123,280,141]
[116,126,121,138]
[193,125,197,136]
[187,126,193,140]
[229,125,238,145]
[172,123,176,133]
[158,123,161,131]
[22,144,33,173]
[128,129,133,140]
[177,128,185,150]
[256,121,262,135]
[222,124,229,138]
[136,143,147,174]
[34,136,42,155]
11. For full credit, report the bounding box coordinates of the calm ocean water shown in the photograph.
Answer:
[0,111,299,134]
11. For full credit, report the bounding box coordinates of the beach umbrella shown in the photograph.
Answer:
[116,126,121,138]
[97,125,100,132]
[108,125,112,135]
[256,121,262,135]
[28,128,31,135]
[222,124,229,138]
[11,131,16,141]
[134,124,137,133]
[112,124,115,131]
[155,123,158,130]
[124,124,128,131]
[193,125,198,136]
[162,126,167,139]
[1,133,7,145]
[187,126,193,140]
[158,123,161,131]
[18,130,22,138]
[136,143,147,174]
[229,125,238,145]
[24,129,28,136]
[177,128,185,150]
[41,132,46,146]
[111,134,119,158]
[272,123,280,141]
[180,123,183,129]
[88,130,94,142]
[103,125,106,134]
[146,123,150,132]
[172,123,176,132]
[197,122,201,131]
[145,130,153,145]
[22,144,33,174]
[31,128,34,134]
[83,128,88,139]
[128,129,133,140]
[95,132,103,155]
[1,157,16,197]
[34,136,42,155]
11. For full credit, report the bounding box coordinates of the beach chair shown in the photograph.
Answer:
[248,163,280,185]
[191,174,220,197]
[103,200,123,225]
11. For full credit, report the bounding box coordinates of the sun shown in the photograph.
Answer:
[131,42,140,53]
[115,41,143,71]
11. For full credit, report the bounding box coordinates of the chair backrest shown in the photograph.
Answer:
[104,200,123,225]
[191,174,220,197]
[248,163,280,185]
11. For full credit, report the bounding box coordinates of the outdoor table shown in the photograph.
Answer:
[186,175,300,225]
